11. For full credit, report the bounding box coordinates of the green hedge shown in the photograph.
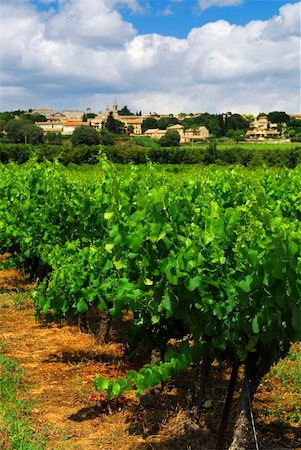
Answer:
[1,143,301,167]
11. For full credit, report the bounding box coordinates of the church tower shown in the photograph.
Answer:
[113,98,118,117]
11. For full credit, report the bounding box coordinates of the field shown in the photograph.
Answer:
[183,142,297,151]
[1,160,301,449]
[0,269,301,449]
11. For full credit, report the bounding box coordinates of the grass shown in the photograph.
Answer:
[8,290,31,310]
[0,342,71,449]
[270,344,301,394]
[260,344,301,425]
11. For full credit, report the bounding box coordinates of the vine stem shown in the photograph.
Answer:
[216,363,239,450]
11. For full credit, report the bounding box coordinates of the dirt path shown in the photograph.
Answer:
[0,268,301,449]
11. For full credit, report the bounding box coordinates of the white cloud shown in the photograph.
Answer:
[158,5,174,16]
[45,0,137,47]
[111,0,144,13]
[0,0,300,114]
[198,0,243,11]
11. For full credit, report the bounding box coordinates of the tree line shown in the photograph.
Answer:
[1,109,300,146]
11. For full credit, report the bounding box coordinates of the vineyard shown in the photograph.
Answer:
[1,159,301,449]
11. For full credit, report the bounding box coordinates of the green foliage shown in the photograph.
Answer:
[257,112,267,119]
[0,112,15,124]
[45,132,62,145]
[6,120,44,144]
[30,113,47,123]
[270,345,301,394]
[181,113,221,136]
[0,142,301,167]
[159,130,180,147]
[100,131,114,145]
[71,126,100,146]
[0,351,48,448]
[268,111,290,124]
[2,160,301,400]
[141,117,158,132]
[104,112,124,134]
[133,136,160,149]
[118,105,134,116]
[157,116,179,130]
[203,140,217,164]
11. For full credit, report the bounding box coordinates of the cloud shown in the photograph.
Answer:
[158,5,174,16]
[0,0,300,114]
[45,0,137,47]
[198,0,243,11]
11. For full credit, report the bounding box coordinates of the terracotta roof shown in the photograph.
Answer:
[63,121,89,127]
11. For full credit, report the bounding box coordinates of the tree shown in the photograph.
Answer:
[257,112,267,119]
[204,140,217,164]
[104,112,124,134]
[242,114,255,122]
[181,113,221,137]
[18,113,47,123]
[0,112,15,124]
[100,131,114,145]
[226,114,249,132]
[22,124,44,144]
[159,130,180,147]
[71,126,100,146]
[142,117,158,132]
[127,125,134,134]
[157,116,179,130]
[118,105,134,116]
[0,120,6,138]
[268,111,290,124]
[6,119,26,142]
[6,119,44,144]
[30,113,47,123]
[226,129,245,143]
[46,132,62,145]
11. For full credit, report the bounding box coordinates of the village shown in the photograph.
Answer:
[31,101,301,144]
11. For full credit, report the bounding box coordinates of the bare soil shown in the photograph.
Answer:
[0,267,300,450]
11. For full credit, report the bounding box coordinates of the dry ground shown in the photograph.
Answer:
[0,266,300,450]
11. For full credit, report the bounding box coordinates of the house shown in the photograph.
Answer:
[36,121,64,133]
[144,124,209,144]
[179,125,209,143]
[36,119,90,135]
[245,129,280,139]
[62,121,90,135]
[144,129,166,139]
[246,115,280,140]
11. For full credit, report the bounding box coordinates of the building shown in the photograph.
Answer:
[94,99,143,134]
[36,121,64,133]
[144,124,209,144]
[31,108,54,118]
[245,115,280,139]
[36,120,90,135]
[245,129,280,139]
[144,129,166,139]
[59,110,84,120]
[61,121,90,135]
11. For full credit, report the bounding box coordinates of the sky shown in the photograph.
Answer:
[0,0,300,115]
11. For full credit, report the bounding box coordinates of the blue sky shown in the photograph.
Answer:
[1,0,300,113]
[32,0,300,37]
[120,0,301,37]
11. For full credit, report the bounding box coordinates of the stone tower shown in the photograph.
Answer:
[113,98,118,117]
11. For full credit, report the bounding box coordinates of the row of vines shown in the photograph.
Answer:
[1,158,301,448]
